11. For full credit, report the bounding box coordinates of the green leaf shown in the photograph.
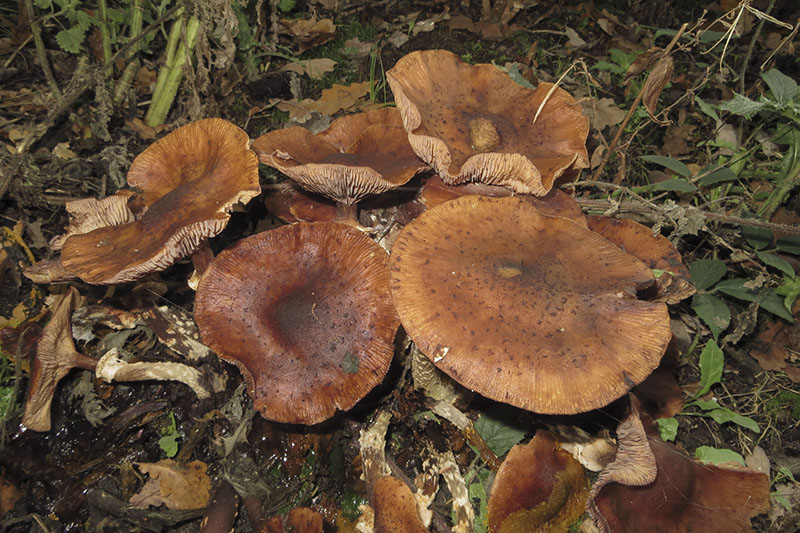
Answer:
[742,226,773,250]
[776,236,800,255]
[231,3,254,50]
[759,290,794,322]
[719,93,767,119]
[473,407,526,457]
[695,339,723,398]
[757,251,795,276]
[695,446,745,466]
[500,63,535,89]
[468,468,491,533]
[692,293,731,339]
[646,178,697,193]
[776,274,800,311]
[656,417,678,442]
[55,26,87,54]
[640,155,691,177]
[158,411,179,458]
[715,278,756,301]
[278,0,296,12]
[695,96,719,122]
[34,0,53,8]
[691,399,760,432]
[762,69,798,105]
[689,259,727,291]
[697,167,737,187]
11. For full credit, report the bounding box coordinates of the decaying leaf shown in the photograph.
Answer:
[750,314,800,382]
[129,460,211,510]
[580,97,627,132]
[641,55,674,124]
[279,18,336,53]
[280,58,337,80]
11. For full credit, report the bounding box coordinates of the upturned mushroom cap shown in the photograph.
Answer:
[488,430,588,533]
[23,287,98,431]
[389,196,671,414]
[252,108,428,205]
[194,222,399,425]
[587,215,695,304]
[58,119,260,284]
[386,50,589,195]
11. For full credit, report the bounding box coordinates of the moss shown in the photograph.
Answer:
[766,390,800,421]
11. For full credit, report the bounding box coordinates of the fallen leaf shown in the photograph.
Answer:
[661,122,696,156]
[388,30,409,48]
[564,27,587,48]
[750,312,800,382]
[129,460,211,510]
[745,445,770,475]
[280,58,337,80]
[53,142,77,160]
[309,81,371,116]
[125,118,166,140]
[341,37,373,58]
[279,17,336,53]
[641,55,673,123]
[581,97,626,131]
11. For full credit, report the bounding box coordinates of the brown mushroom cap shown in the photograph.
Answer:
[252,108,428,205]
[23,287,98,431]
[488,430,588,533]
[586,215,695,304]
[59,119,260,284]
[386,50,589,195]
[372,476,428,533]
[389,196,671,414]
[194,222,399,425]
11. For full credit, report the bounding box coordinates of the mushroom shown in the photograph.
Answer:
[589,402,771,532]
[22,287,98,431]
[586,215,695,304]
[252,108,428,222]
[389,195,671,414]
[372,476,428,533]
[33,119,260,285]
[262,507,324,533]
[488,430,589,533]
[194,222,400,425]
[386,49,589,195]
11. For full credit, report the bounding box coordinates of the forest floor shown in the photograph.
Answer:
[1,0,800,531]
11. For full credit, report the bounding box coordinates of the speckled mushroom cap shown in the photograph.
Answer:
[251,108,428,205]
[389,196,671,414]
[58,119,260,284]
[194,222,400,425]
[386,50,589,195]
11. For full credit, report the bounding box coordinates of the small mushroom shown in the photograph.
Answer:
[372,476,428,533]
[390,195,671,414]
[261,507,324,533]
[194,222,400,424]
[387,50,589,195]
[252,108,428,222]
[22,287,98,432]
[40,119,260,284]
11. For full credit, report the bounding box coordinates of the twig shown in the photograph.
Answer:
[590,23,688,184]
[23,0,61,100]
[740,0,776,95]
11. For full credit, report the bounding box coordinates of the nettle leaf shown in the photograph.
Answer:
[640,155,691,177]
[695,446,745,466]
[656,417,678,442]
[689,259,727,291]
[473,408,526,457]
[762,69,798,105]
[698,167,737,187]
[55,26,87,54]
[759,290,795,322]
[695,339,723,398]
[715,278,757,301]
[692,293,730,339]
[719,93,767,119]
[716,279,794,321]
[757,251,795,276]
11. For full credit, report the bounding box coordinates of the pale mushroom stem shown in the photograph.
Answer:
[188,239,215,290]
[335,202,359,224]
[469,117,500,153]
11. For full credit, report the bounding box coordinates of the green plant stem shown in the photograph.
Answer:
[126,0,144,59]
[24,0,61,99]
[98,0,112,69]
[759,158,800,220]
[113,0,144,105]
[145,15,199,127]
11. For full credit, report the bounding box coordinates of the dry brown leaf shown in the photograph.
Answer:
[661,122,696,156]
[125,118,166,140]
[625,48,662,82]
[53,142,77,160]
[309,81,371,116]
[280,58,337,80]
[342,37,373,58]
[129,460,212,510]
[641,55,674,123]
[750,312,800,382]
[280,18,336,53]
[581,97,626,131]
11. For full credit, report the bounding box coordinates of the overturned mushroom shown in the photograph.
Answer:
[387,50,589,195]
[195,222,400,424]
[390,195,671,414]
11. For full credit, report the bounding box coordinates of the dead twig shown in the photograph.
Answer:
[23,0,61,100]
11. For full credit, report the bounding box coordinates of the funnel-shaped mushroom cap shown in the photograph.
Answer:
[194,222,399,425]
[386,50,589,195]
[60,119,260,284]
[252,108,428,205]
[390,196,670,414]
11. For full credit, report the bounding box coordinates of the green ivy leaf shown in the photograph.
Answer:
[640,155,691,177]
[473,408,526,457]
[756,251,795,277]
[692,293,730,339]
[695,339,723,398]
[689,259,727,291]
[656,417,678,442]
[694,446,745,466]
[762,69,798,105]
[719,93,767,119]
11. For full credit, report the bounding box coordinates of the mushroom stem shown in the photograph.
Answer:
[188,240,215,290]
[469,117,500,153]
[335,202,359,224]
[95,347,210,399]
